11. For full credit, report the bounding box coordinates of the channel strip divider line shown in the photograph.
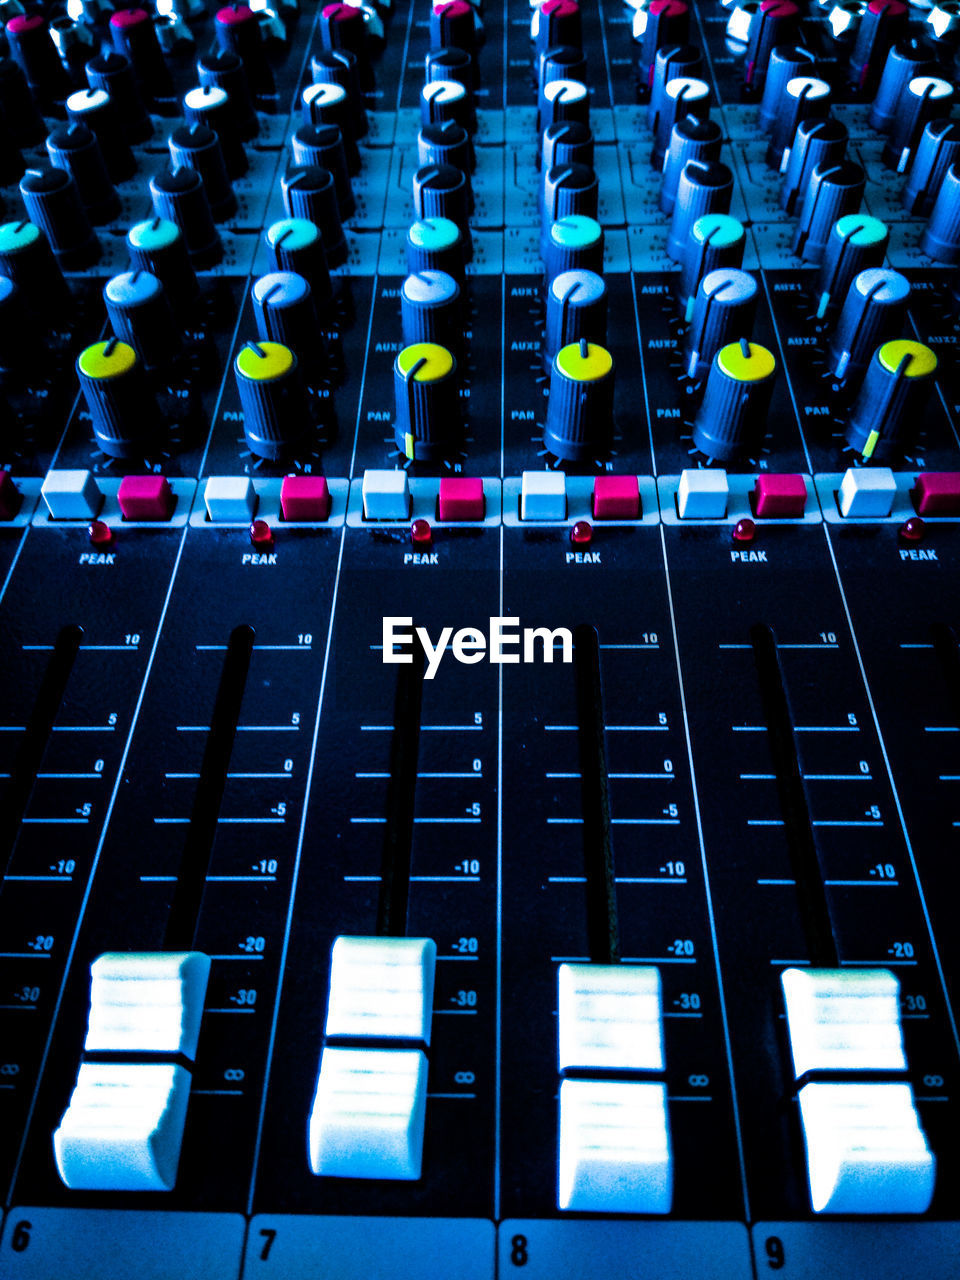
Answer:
[658,524,752,1223]
[246,524,347,1215]
[630,272,658,476]
[494,522,504,1223]
[822,524,960,1059]
[5,521,191,1205]
[347,271,380,479]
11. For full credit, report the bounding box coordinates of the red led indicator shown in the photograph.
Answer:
[570,519,593,546]
[249,518,274,548]
[733,517,756,544]
[88,520,113,547]
[411,517,433,545]
[899,516,925,544]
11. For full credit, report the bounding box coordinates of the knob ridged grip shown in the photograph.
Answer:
[685,267,758,379]
[846,339,937,460]
[829,268,910,380]
[544,339,615,462]
[693,339,776,460]
[235,339,310,460]
[393,341,462,462]
[77,338,158,458]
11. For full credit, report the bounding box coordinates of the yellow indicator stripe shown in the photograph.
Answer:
[77,340,137,380]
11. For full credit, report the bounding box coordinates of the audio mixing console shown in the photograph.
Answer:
[0,0,958,1273]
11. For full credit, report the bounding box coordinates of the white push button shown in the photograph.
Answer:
[558,1078,673,1213]
[677,468,729,519]
[781,967,907,1077]
[520,470,566,520]
[797,1082,936,1214]
[54,1062,192,1191]
[204,475,257,522]
[362,469,411,520]
[308,1046,428,1180]
[838,466,897,518]
[41,469,101,519]
[85,951,211,1060]
[325,936,436,1045]
[557,963,664,1072]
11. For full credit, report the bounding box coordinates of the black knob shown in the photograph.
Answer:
[758,44,817,133]
[76,337,160,458]
[693,338,776,460]
[65,87,136,183]
[393,341,462,462]
[281,166,347,266]
[685,267,758,379]
[103,269,181,369]
[543,214,604,281]
[0,218,69,315]
[310,49,367,138]
[412,164,471,244]
[252,271,326,378]
[541,162,599,239]
[234,339,311,460]
[539,78,589,139]
[197,50,259,140]
[0,55,46,146]
[215,2,273,97]
[922,162,960,264]
[127,216,198,314]
[533,0,581,57]
[677,214,746,317]
[5,14,68,107]
[883,76,954,173]
[780,117,848,215]
[400,269,462,353]
[538,46,587,117]
[431,2,478,58]
[85,52,151,143]
[169,124,236,222]
[846,339,937,460]
[290,125,355,220]
[815,214,890,318]
[542,120,594,171]
[661,115,722,214]
[667,159,733,262]
[184,84,248,179]
[744,0,799,91]
[647,43,702,131]
[544,268,607,371]
[903,120,960,215]
[544,338,615,462]
[109,8,174,108]
[792,161,866,262]
[421,79,473,131]
[265,216,332,303]
[651,76,710,169]
[850,0,908,94]
[828,267,911,380]
[319,2,371,89]
[766,76,831,170]
[19,167,100,270]
[418,121,475,174]
[301,82,359,173]
[634,0,690,92]
[150,167,222,266]
[426,45,476,92]
[46,124,120,226]
[868,40,936,132]
[406,217,466,279]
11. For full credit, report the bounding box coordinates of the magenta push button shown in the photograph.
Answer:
[117,475,174,520]
[438,477,484,521]
[592,475,640,519]
[280,475,331,521]
[914,472,960,516]
[0,470,21,520]
[753,473,807,518]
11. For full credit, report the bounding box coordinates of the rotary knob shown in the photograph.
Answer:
[310,49,367,138]
[677,214,746,317]
[393,341,462,462]
[400,269,462,353]
[780,118,848,215]
[542,120,594,171]
[86,53,152,145]
[0,54,46,147]
[418,121,474,175]
[184,84,248,179]
[648,43,702,130]
[412,164,471,253]
[745,0,799,91]
[265,216,332,303]
[422,79,473,132]
[538,46,587,113]
[922,163,960,264]
[661,115,722,213]
[20,167,100,270]
[46,123,120,225]
[426,46,476,92]
[406,216,466,278]
[169,124,236,222]
[815,213,889,317]
[65,87,135,183]
[850,0,907,93]
[634,0,689,91]
[667,159,733,262]
[5,15,69,107]
[868,40,935,132]
[828,267,911,380]
[109,8,174,109]
[792,161,866,262]
[543,213,604,281]
[235,340,311,460]
[431,1,478,55]
[544,339,615,462]
[846,339,937,460]
[150,167,222,266]
[539,78,589,141]
[693,338,776,460]
[291,125,355,220]
[77,338,159,457]
[197,49,259,140]
[883,76,954,173]
[685,267,758,378]
[0,218,69,314]
[127,216,198,314]
[215,3,273,97]
[766,76,831,170]
[252,272,325,379]
[533,0,581,56]
[281,166,347,267]
[758,44,817,133]
[103,270,180,369]
[903,120,960,216]
[651,77,710,168]
[543,268,607,372]
[301,82,359,173]
[541,162,599,235]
